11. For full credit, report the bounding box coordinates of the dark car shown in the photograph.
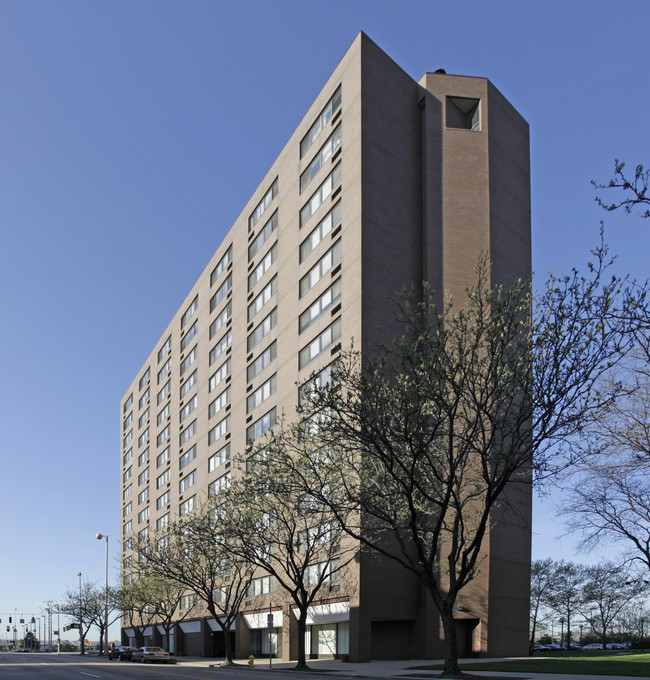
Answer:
[108,645,138,660]
[131,646,171,663]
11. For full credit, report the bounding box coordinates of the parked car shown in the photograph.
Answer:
[108,645,137,660]
[534,644,551,651]
[131,646,171,663]
[582,643,604,649]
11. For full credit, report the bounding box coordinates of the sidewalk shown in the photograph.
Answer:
[175,655,645,680]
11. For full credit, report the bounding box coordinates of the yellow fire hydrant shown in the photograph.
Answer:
[248,655,255,667]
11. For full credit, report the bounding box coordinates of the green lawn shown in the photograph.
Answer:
[410,652,650,677]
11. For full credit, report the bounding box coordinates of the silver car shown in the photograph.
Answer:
[131,646,171,663]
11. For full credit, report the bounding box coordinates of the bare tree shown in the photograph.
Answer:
[297,252,644,677]
[547,561,585,648]
[152,577,198,654]
[593,159,650,219]
[580,562,645,648]
[135,501,252,664]
[59,581,120,654]
[224,432,358,669]
[530,558,557,651]
[120,578,159,648]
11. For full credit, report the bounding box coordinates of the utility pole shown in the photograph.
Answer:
[78,572,84,655]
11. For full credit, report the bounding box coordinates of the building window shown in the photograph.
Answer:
[249,179,278,231]
[123,484,133,500]
[300,164,342,228]
[210,274,232,313]
[300,201,341,263]
[157,359,171,385]
[157,336,171,363]
[248,243,278,291]
[138,507,149,524]
[180,347,196,376]
[305,559,340,587]
[157,425,170,447]
[180,321,198,351]
[179,420,196,446]
[208,444,230,472]
[179,496,195,516]
[180,394,198,422]
[209,330,232,365]
[138,468,149,485]
[123,502,132,517]
[213,586,229,604]
[179,470,197,494]
[209,302,231,340]
[123,394,133,413]
[138,408,150,428]
[156,469,170,488]
[300,86,341,158]
[157,513,169,530]
[123,412,133,430]
[123,448,133,466]
[208,472,231,497]
[181,297,198,330]
[138,428,150,447]
[247,341,277,381]
[123,520,132,534]
[209,386,231,419]
[180,445,196,470]
[208,415,230,445]
[180,593,196,610]
[139,388,150,409]
[299,318,341,369]
[157,446,170,468]
[138,527,149,542]
[123,466,133,483]
[210,245,232,286]
[123,431,133,449]
[157,490,170,509]
[209,357,231,393]
[299,279,341,333]
[299,239,342,298]
[247,374,277,413]
[247,308,277,352]
[248,211,278,260]
[180,370,197,397]
[138,487,149,504]
[123,537,133,551]
[246,407,276,443]
[157,404,170,426]
[248,276,277,322]
[138,368,150,391]
[138,448,150,466]
[446,96,480,131]
[300,125,341,193]
[248,575,275,597]
[157,380,170,404]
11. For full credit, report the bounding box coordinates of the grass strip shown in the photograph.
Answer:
[409,652,650,677]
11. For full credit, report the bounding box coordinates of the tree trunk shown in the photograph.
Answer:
[222,621,233,665]
[294,607,309,670]
[440,605,462,678]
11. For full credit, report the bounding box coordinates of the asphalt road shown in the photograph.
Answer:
[0,653,276,680]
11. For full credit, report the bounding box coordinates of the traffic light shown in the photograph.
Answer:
[8,617,11,623]
[5,626,9,632]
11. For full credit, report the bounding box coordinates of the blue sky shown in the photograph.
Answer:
[0,1,648,640]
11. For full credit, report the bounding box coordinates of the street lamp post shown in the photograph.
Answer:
[96,533,109,655]
[77,572,83,655]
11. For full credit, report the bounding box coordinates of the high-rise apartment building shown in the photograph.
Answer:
[120,32,531,661]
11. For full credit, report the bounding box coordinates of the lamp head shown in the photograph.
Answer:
[96,533,104,540]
